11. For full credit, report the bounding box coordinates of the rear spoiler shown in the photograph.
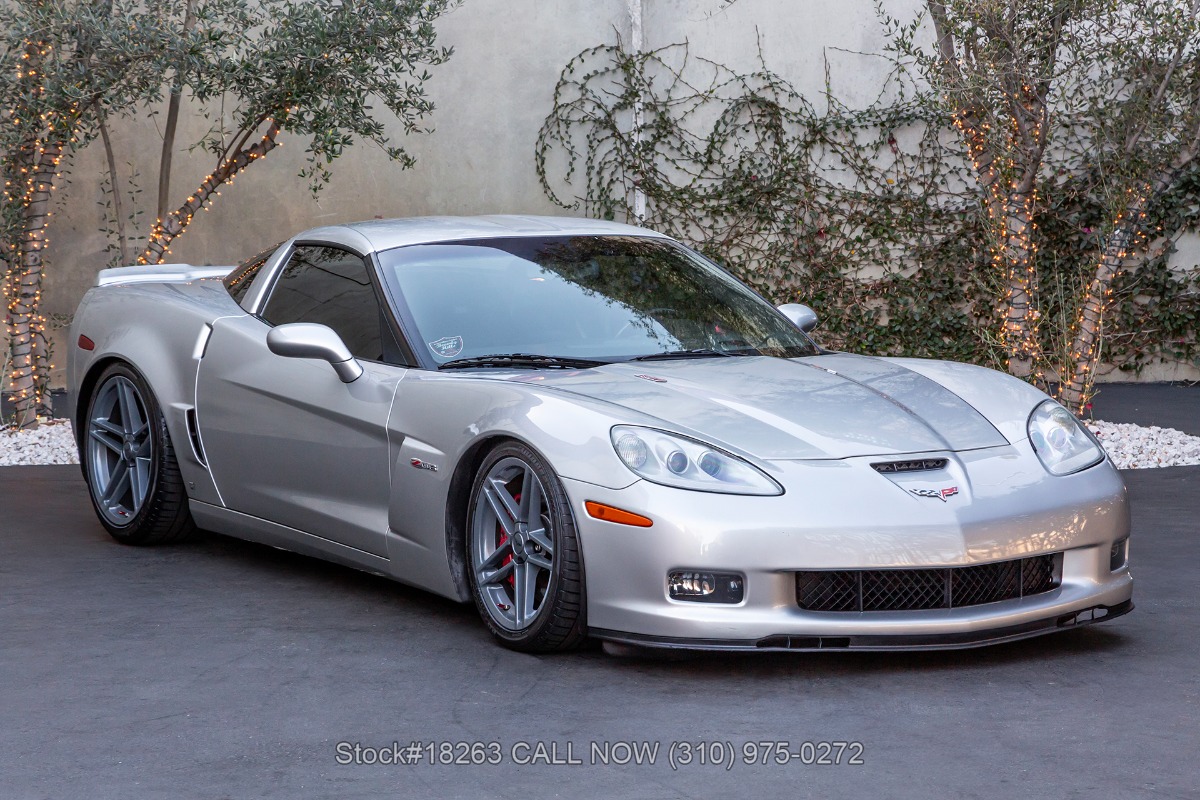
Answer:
[96,264,235,287]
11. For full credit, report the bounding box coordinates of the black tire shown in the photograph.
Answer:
[465,441,587,653]
[82,363,197,545]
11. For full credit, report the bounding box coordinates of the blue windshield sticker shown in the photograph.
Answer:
[429,336,464,359]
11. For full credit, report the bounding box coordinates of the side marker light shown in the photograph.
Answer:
[585,501,653,527]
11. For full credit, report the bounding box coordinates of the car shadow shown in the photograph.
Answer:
[175,527,1131,677]
[586,626,1131,678]
[180,527,479,621]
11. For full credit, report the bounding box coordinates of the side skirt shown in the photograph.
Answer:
[189,500,393,578]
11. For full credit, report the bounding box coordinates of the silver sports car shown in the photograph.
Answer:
[67,215,1133,652]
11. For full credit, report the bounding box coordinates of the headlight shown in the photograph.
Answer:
[1027,400,1105,475]
[610,426,782,495]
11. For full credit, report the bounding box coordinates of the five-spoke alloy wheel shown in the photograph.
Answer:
[87,374,153,525]
[83,364,195,544]
[467,441,586,652]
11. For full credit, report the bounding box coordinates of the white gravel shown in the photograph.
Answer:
[0,420,80,466]
[2,418,1199,469]
[1085,420,1200,470]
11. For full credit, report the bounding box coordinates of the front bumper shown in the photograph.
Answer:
[565,445,1133,650]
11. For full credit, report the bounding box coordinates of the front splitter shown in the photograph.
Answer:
[591,599,1133,652]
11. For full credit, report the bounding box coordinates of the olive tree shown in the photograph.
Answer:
[892,0,1200,411]
[3,0,455,429]
[1051,1,1200,409]
[584,0,1200,413]
[1,0,174,429]
[126,0,455,265]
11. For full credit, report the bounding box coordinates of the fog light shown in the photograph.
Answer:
[668,571,745,603]
[672,572,714,596]
[1110,538,1129,571]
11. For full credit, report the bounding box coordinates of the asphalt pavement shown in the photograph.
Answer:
[1,414,1197,797]
[1088,382,1200,436]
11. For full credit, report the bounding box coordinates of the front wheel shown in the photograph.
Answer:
[466,441,587,652]
[83,363,196,545]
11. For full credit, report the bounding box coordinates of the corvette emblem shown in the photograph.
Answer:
[911,486,959,502]
[634,374,667,383]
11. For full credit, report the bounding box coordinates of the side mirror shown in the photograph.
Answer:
[777,303,819,333]
[266,323,363,383]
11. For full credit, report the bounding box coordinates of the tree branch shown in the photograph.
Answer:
[157,0,198,223]
[138,120,281,265]
[927,1,959,72]
[96,112,129,265]
[1122,10,1196,153]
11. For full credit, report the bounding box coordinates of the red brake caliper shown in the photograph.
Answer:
[496,491,520,589]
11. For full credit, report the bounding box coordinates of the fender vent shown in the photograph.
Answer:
[185,407,207,467]
[871,458,948,474]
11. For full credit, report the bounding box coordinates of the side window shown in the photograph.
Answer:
[224,244,279,307]
[260,245,385,362]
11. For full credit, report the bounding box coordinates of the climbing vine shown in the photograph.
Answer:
[536,42,1199,384]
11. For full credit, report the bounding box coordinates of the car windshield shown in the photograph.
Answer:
[376,235,818,365]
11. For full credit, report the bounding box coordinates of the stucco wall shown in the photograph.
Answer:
[13,0,1199,388]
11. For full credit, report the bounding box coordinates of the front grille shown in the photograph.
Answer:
[796,554,1059,612]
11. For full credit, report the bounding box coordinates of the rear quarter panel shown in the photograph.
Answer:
[69,275,243,507]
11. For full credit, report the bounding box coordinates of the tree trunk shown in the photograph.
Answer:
[954,109,1044,382]
[157,0,198,225]
[97,114,129,266]
[138,121,281,265]
[1058,143,1191,414]
[995,191,1040,379]
[1058,213,1141,413]
[7,143,63,429]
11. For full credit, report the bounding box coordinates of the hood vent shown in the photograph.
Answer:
[871,458,948,474]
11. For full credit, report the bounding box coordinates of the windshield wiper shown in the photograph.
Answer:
[630,348,747,361]
[438,353,610,371]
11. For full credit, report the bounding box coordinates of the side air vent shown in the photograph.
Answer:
[185,407,207,467]
[871,458,948,474]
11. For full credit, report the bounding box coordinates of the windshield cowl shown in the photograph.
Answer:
[630,348,755,361]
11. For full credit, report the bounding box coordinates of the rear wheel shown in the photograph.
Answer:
[83,363,196,545]
[466,441,587,652]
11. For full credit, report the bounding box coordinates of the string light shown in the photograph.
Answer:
[951,106,1044,386]
[3,38,66,421]
[139,120,281,264]
[1057,187,1152,412]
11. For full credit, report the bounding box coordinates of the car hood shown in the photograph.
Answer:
[530,353,1009,460]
